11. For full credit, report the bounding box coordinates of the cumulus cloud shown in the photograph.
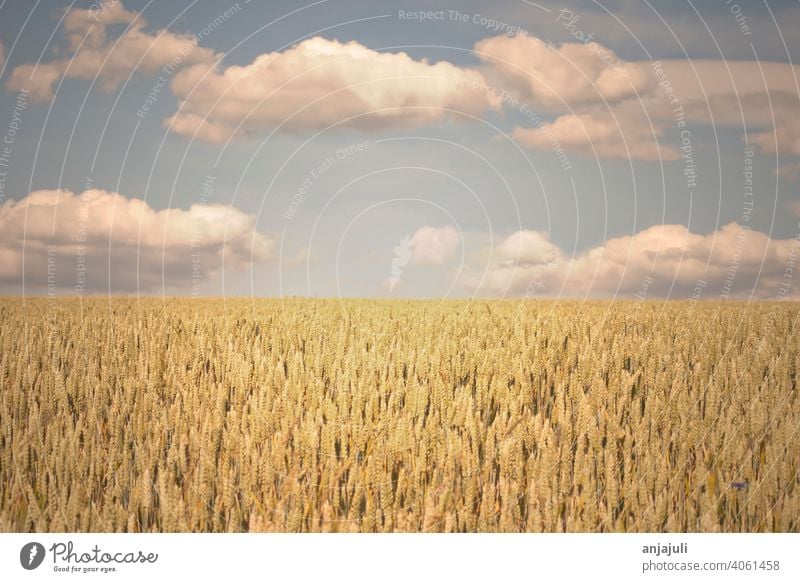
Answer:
[475,37,800,162]
[6,2,217,100]
[677,89,800,170]
[463,223,800,299]
[752,120,800,156]
[512,109,678,161]
[166,37,501,142]
[671,90,800,161]
[494,230,560,266]
[476,34,656,110]
[655,60,800,103]
[647,64,800,164]
[474,34,676,160]
[381,226,459,292]
[7,5,800,166]
[410,225,459,265]
[0,189,274,292]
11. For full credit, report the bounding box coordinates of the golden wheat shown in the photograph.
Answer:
[0,297,798,532]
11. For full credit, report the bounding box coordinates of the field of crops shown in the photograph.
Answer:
[0,297,798,532]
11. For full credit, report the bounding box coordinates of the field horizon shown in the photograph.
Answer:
[6,295,798,304]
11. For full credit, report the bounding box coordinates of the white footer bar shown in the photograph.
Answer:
[1,533,797,581]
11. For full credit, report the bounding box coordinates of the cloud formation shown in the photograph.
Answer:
[474,34,676,160]
[410,225,459,265]
[166,37,500,142]
[477,40,800,162]
[463,223,800,299]
[6,3,217,100]
[381,225,459,292]
[5,3,800,167]
[753,119,800,156]
[512,109,678,161]
[476,34,655,110]
[647,62,800,164]
[0,189,274,292]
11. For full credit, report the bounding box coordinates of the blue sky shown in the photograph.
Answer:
[1,0,799,299]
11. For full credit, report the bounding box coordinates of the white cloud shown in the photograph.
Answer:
[672,90,800,162]
[62,2,140,45]
[494,230,560,267]
[463,223,800,299]
[658,71,800,179]
[682,90,800,163]
[476,34,656,110]
[753,120,800,156]
[0,189,274,292]
[6,2,217,100]
[655,60,800,101]
[410,225,459,265]
[166,37,501,142]
[474,35,678,161]
[7,6,800,167]
[512,109,678,161]
[644,63,800,164]
[476,36,800,162]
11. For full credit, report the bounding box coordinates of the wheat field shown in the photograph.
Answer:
[0,297,798,532]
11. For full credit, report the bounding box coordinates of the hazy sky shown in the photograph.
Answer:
[1,0,800,299]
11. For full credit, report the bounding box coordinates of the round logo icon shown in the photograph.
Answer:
[20,542,46,570]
